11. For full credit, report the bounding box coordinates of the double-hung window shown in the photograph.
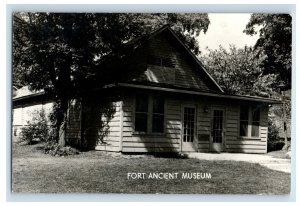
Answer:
[152,95,164,133]
[135,94,165,133]
[135,94,148,132]
[239,104,261,138]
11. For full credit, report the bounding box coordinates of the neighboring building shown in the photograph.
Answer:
[12,25,281,153]
[12,86,54,142]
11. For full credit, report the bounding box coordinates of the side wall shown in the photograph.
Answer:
[63,98,123,151]
[119,92,268,154]
[94,101,122,152]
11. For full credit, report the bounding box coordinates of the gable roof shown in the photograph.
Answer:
[13,25,281,105]
[128,25,224,93]
[118,83,281,104]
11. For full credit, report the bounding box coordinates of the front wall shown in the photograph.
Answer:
[120,92,268,154]
[122,93,181,153]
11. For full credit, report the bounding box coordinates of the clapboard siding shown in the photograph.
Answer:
[226,140,266,145]
[95,145,120,152]
[224,103,268,153]
[139,31,215,92]
[198,143,210,149]
[122,147,181,153]
[12,99,54,142]
[121,96,182,152]
[197,103,211,152]
[123,137,179,143]
[226,149,267,154]
[12,92,270,154]
[69,92,268,154]
[95,101,122,152]
[226,144,266,149]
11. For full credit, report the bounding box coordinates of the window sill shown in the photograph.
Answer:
[132,132,165,136]
[239,136,261,140]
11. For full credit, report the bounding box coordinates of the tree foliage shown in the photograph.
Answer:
[20,109,54,144]
[244,14,292,89]
[200,45,276,96]
[13,13,210,145]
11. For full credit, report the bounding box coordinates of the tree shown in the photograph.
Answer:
[200,45,276,96]
[244,14,292,90]
[13,13,210,146]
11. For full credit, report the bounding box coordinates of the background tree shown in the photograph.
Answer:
[200,45,276,96]
[244,14,292,90]
[13,13,210,146]
[245,14,292,151]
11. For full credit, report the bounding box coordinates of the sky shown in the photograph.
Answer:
[197,13,260,54]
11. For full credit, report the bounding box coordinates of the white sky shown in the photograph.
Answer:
[197,13,260,54]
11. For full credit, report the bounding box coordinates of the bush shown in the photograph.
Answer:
[19,109,53,144]
[43,141,80,156]
[267,120,284,152]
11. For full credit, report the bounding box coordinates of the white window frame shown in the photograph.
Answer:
[239,105,261,139]
[133,93,165,135]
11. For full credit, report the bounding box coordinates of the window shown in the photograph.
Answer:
[135,94,148,132]
[239,104,261,138]
[152,95,164,133]
[147,55,175,68]
[134,94,165,133]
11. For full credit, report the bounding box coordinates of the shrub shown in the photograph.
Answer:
[43,141,80,156]
[267,120,284,152]
[19,109,53,144]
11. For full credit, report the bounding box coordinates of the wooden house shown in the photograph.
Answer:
[12,25,280,153]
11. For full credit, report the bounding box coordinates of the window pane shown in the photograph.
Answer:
[135,113,147,132]
[213,110,223,143]
[136,94,148,112]
[240,121,248,136]
[183,107,195,142]
[251,121,259,137]
[252,106,260,122]
[240,105,249,120]
[153,95,164,113]
[152,114,164,133]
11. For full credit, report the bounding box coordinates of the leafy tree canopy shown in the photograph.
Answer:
[200,45,276,97]
[244,14,292,90]
[13,13,210,91]
[13,13,210,144]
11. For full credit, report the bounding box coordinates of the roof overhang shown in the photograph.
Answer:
[13,92,45,101]
[118,83,282,104]
[12,83,282,105]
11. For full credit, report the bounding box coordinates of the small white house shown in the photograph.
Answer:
[12,25,281,153]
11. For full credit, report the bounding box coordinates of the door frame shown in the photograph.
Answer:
[180,104,197,152]
[210,106,226,152]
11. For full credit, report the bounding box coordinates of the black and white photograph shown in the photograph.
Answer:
[11,12,292,195]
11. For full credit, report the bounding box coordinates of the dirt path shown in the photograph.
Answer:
[186,153,291,173]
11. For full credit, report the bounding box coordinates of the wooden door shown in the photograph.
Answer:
[181,106,197,152]
[211,109,225,152]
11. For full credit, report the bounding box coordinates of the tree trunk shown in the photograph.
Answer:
[58,119,66,147]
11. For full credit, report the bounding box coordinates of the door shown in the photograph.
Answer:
[181,106,197,152]
[211,109,225,152]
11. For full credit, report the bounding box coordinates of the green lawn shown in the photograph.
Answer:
[12,143,290,194]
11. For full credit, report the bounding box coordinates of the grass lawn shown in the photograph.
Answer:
[12,143,290,194]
